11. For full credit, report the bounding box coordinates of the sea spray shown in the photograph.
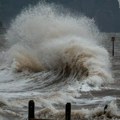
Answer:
[5,3,113,85]
[0,2,115,120]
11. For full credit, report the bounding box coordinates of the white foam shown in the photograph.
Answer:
[0,3,115,120]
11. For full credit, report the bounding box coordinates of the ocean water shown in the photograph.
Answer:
[0,3,120,120]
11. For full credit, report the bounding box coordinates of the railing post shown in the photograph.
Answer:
[28,100,35,120]
[65,103,71,120]
[111,37,115,56]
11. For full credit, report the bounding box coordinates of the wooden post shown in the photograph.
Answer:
[104,104,108,114]
[28,100,35,120]
[65,103,71,120]
[111,37,115,56]
[0,21,3,28]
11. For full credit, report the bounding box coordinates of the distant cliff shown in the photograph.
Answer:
[0,0,120,32]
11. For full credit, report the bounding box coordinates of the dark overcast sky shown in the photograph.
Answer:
[0,0,120,32]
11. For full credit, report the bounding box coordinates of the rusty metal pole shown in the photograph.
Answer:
[111,37,115,56]
[28,100,35,120]
[65,103,71,120]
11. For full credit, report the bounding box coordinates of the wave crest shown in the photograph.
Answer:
[5,3,113,85]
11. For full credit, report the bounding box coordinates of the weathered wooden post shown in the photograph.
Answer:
[111,37,115,56]
[65,103,71,120]
[0,21,3,28]
[104,104,108,114]
[28,100,35,120]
